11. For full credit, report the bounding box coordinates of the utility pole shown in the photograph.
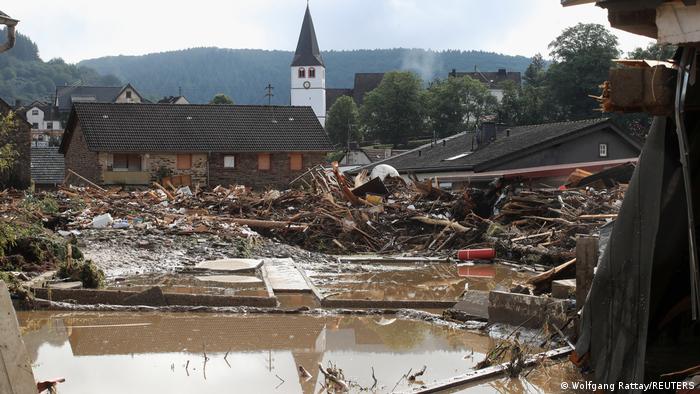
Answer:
[264,84,274,106]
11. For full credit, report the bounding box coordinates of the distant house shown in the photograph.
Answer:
[0,98,31,188]
[448,68,522,102]
[339,145,407,169]
[326,73,385,110]
[59,102,332,189]
[352,118,642,189]
[157,96,189,104]
[55,83,145,114]
[19,101,62,146]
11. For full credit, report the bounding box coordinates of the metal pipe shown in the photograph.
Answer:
[674,45,700,320]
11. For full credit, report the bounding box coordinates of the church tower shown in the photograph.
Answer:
[291,5,326,126]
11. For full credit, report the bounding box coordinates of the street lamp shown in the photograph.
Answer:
[0,10,18,54]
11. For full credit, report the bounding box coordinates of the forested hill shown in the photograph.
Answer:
[79,48,533,104]
[0,29,122,105]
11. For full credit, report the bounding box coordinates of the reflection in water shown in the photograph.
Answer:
[319,263,531,301]
[18,311,573,393]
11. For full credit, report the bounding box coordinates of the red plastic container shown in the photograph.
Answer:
[456,248,496,261]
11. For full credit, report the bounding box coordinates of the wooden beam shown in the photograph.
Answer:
[0,282,37,394]
[407,347,571,394]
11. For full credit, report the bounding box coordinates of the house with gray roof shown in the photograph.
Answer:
[55,83,144,113]
[59,102,332,189]
[352,118,642,189]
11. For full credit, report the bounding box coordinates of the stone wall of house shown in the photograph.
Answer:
[146,154,207,186]
[209,152,326,189]
[64,124,101,186]
[0,104,31,188]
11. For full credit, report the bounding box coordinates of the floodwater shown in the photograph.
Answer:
[16,311,574,393]
[316,263,531,302]
[106,272,269,297]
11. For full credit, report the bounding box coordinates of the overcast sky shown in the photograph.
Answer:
[4,0,654,63]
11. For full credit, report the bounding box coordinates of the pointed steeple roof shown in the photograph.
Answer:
[291,5,324,67]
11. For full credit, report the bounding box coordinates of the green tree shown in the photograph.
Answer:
[360,71,425,145]
[326,96,361,146]
[546,23,621,120]
[0,112,18,172]
[209,93,234,105]
[628,43,677,60]
[519,54,548,125]
[425,75,497,137]
[496,80,524,126]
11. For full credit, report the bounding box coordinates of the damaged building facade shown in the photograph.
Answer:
[59,102,332,189]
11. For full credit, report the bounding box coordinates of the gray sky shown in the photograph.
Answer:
[5,0,654,63]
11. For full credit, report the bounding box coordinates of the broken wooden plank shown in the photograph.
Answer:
[0,282,38,394]
[407,347,572,393]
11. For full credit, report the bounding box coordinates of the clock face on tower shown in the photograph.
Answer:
[303,81,311,89]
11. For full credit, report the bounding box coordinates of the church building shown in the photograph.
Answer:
[291,5,326,126]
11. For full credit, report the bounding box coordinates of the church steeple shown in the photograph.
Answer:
[291,5,324,67]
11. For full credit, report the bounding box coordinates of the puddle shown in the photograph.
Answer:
[106,273,268,297]
[17,311,580,393]
[316,263,531,301]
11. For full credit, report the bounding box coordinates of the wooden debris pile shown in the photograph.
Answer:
[1,166,625,261]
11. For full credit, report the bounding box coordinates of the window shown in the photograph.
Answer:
[289,153,303,171]
[298,68,306,78]
[126,91,132,99]
[177,154,192,169]
[46,122,53,130]
[599,143,608,158]
[113,154,142,171]
[31,109,39,115]
[308,67,315,78]
[258,153,271,171]
[32,123,38,129]
[224,155,236,168]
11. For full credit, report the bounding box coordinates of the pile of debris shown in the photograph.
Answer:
[6,166,620,266]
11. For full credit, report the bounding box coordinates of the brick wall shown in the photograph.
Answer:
[64,124,101,185]
[0,104,31,188]
[209,152,326,189]
[147,153,207,186]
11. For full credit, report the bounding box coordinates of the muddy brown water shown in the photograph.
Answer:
[315,263,531,302]
[17,311,576,393]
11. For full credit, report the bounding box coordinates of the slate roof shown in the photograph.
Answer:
[31,147,65,185]
[354,118,641,174]
[449,69,522,89]
[353,73,384,105]
[326,88,353,110]
[60,102,332,153]
[55,84,142,112]
[291,5,324,67]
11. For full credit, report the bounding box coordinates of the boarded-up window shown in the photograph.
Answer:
[224,155,236,168]
[177,154,192,169]
[289,153,303,171]
[258,153,271,171]
[113,154,141,171]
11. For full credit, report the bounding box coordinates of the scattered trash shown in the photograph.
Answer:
[91,213,113,229]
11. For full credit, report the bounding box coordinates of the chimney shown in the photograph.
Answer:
[450,68,456,77]
[480,122,497,146]
[14,99,21,108]
[348,141,360,150]
[498,68,507,76]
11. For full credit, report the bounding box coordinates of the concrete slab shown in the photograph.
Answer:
[447,290,489,321]
[47,281,83,289]
[262,259,311,292]
[488,290,567,328]
[338,255,449,264]
[551,279,576,299]
[195,275,263,285]
[194,258,262,273]
[0,282,37,394]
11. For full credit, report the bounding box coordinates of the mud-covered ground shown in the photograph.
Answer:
[75,228,337,278]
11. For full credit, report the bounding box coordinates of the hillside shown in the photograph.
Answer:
[0,29,122,105]
[79,48,533,104]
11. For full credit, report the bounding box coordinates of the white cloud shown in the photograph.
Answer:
[2,0,656,63]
